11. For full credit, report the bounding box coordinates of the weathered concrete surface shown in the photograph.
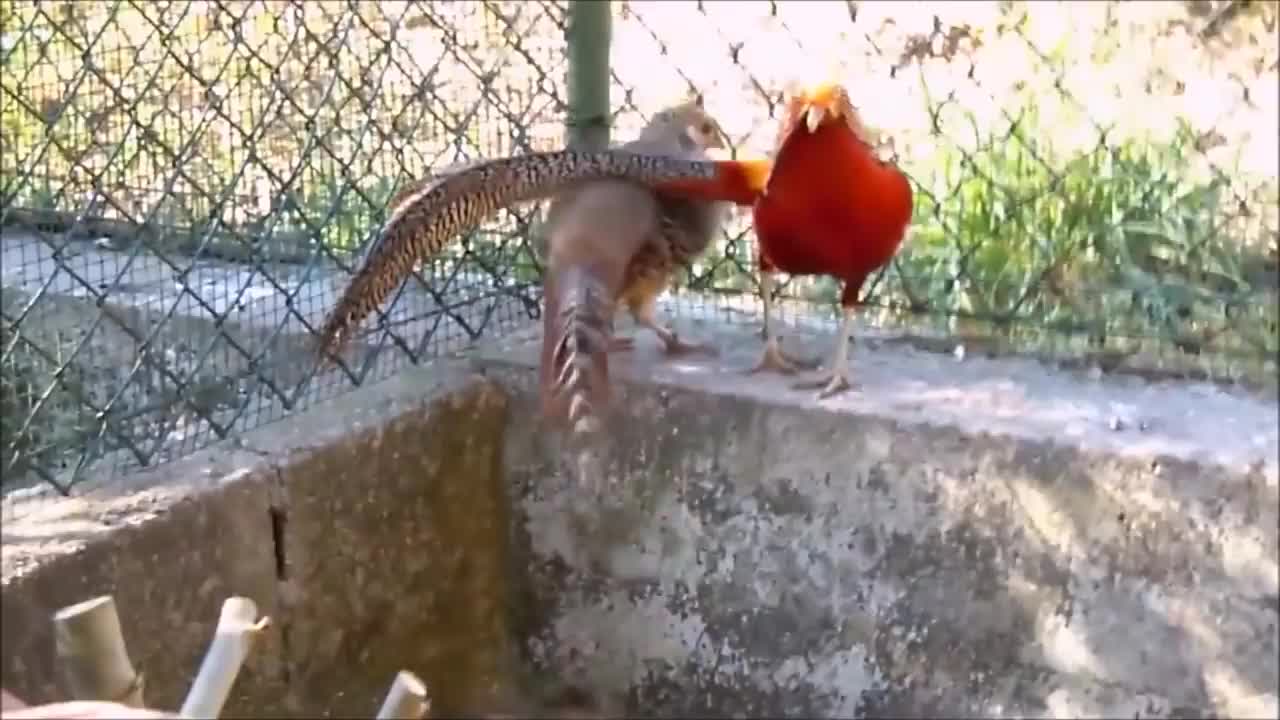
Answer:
[3,308,1276,718]
[1,445,285,714]
[2,362,519,717]
[477,317,1279,719]
[265,367,516,717]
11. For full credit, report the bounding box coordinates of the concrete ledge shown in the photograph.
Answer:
[264,366,515,717]
[2,362,516,716]
[2,313,1275,718]
[1,447,282,714]
[475,318,1278,718]
[474,318,1279,478]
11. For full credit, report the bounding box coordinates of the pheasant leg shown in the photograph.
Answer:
[623,295,718,356]
[793,306,857,398]
[640,317,718,356]
[747,270,820,375]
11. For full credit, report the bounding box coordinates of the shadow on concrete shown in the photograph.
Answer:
[483,317,1278,718]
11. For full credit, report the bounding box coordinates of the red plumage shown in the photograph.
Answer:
[652,81,915,397]
[756,89,912,283]
[745,82,914,397]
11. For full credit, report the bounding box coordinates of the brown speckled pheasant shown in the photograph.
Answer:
[316,147,767,363]
[538,99,757,438]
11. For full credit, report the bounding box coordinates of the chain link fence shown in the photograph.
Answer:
[3,1,1277,505]
[1,0,569,504]
[606,1,1277,384]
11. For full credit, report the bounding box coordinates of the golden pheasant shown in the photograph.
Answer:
[651,82,914,399]
[316,147,767,362]
[539,99,760,437]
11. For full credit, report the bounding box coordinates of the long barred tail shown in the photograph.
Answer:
[316,149,762,363]
[539,265,615,438]
[651,157,772,207]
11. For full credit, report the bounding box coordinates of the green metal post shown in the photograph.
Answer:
[564,0,612,150]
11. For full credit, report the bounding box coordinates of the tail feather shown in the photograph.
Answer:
[540,264,615,438]
[651,158,772,206]
[316,149,734,362]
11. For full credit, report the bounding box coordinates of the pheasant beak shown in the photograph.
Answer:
[803,104,826,134]
[796,81,845,133]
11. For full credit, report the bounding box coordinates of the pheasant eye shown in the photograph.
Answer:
[699,122,714,135]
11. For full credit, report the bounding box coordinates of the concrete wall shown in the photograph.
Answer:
[480,319,1279,719]
[2,364,520,717]
[3,317,1277,718]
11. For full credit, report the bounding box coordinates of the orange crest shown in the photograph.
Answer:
[778,81,877,150]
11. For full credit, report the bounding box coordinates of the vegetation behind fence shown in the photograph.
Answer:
[2,0,1276,502]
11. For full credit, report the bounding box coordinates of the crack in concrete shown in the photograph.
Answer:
[236,439,296,690]
[264,462,295,691]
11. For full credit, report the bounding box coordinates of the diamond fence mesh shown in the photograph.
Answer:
[2,1,1277,506]
[1,0,568,505]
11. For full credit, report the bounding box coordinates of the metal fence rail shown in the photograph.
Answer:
[2,0,1277,502]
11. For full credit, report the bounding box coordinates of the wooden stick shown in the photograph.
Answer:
[178,597,270,719]
[375,670,430,719]
[52,595,145,707]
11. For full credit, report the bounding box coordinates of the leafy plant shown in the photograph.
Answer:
[873,89,1276,368]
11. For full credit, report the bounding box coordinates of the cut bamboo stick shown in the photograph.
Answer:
[374,670,430,719]
[178,597,269,719]
[52,595,145,707]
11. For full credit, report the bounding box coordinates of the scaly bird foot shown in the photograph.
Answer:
[792,371,855,399]
[746,338,821,376]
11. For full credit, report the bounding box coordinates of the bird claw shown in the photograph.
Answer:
[746,338,820,376]
[610,331,718,357]
[792,372,855,399]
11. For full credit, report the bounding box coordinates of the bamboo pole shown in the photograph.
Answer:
[564,0,613,151]
[52,595,145,707]
[374,671,430,720]
[178,597,270,719]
